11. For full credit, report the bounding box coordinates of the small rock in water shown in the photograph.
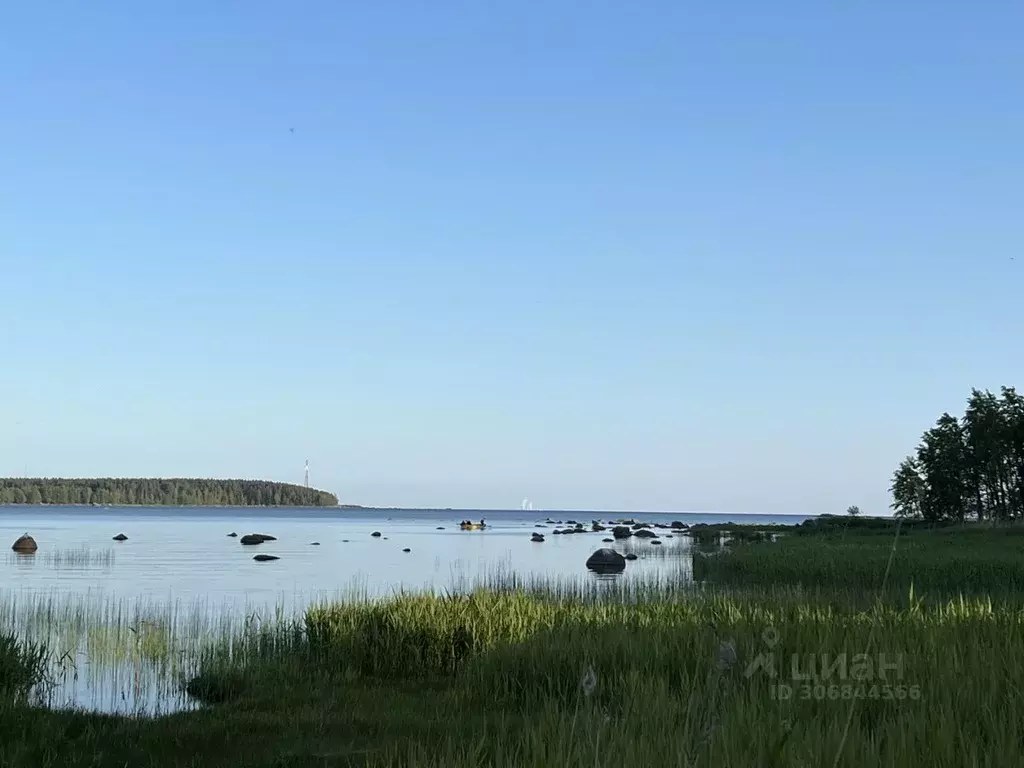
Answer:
[402,547,411,553]
[651,540,662,545]
[371,531,382,537]
[602,538,614,543]
[253,554,279,562]
[112,533,128,541]
[436,526,445,530]
[624,553,638,561]
[227,532,238,537]
[634,530,657,539]
[11,534,37,554]
[342,539,350,543]
[310,542,320,546]
[531,533,545,542]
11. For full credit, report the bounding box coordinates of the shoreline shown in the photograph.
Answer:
[0,502,813,516]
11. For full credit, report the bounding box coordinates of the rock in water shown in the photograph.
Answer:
[253,554,280,562]
[611,526,632,540]
[671,521,687,529]
[585,548,626,573]
[531,533,545,542]
[11,534,37,554]
[402,548,411,553]
[634,529,658,539]
[240,534,275,545]
[227,532,238,537]
[602,538,614,543]
[310,542,320,546]
[624,553,638,561]
[112,533,128,541]
[371,531,382,538]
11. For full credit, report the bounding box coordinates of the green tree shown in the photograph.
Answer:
[890,456,924,518]
[846,505,861,516]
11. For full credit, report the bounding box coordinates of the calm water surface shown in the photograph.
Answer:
[0,506,808,714]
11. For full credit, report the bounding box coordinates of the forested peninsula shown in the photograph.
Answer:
[0,478,338,507]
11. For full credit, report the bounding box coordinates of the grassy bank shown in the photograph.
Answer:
[695,520,1024,594]
[2,526,1023,765]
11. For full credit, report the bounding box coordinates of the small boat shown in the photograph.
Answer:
[459,520,487,531]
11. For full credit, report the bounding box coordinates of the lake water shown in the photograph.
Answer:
[0,506,809,714]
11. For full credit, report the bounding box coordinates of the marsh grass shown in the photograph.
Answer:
[694,527,1024,593]
[0,632,50,704]
[5,547,117,570]
[186,585,1024,767]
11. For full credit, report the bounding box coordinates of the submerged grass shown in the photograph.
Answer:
[1,525,1023,765]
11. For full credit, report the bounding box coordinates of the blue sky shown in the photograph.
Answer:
[1,2,1021,514]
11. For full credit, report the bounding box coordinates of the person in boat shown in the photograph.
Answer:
[479,519,486,527]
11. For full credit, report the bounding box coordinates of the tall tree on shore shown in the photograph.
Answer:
[892,386,1023,522]
[962,389,1009,521]
[890,456,924,518]
[916,413,968,522]
[1000,387,1024,518]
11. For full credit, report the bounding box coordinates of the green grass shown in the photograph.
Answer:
[0,632,50,705]
[3,525,1024,765]
[694,524,1024,594]
[2,586,1022,766]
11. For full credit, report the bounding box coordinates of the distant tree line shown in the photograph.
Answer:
[890,387,1024,521]
[0,478,338,507]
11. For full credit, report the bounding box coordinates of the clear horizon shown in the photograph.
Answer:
[2,3,1020,516]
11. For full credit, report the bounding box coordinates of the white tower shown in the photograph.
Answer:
[304,460,310,488]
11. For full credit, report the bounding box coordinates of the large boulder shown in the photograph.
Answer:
[671,521,687,529]
[611,526,632,540]
[585,548,626,574]
[240,533,276,545]
[11,534,37,554]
